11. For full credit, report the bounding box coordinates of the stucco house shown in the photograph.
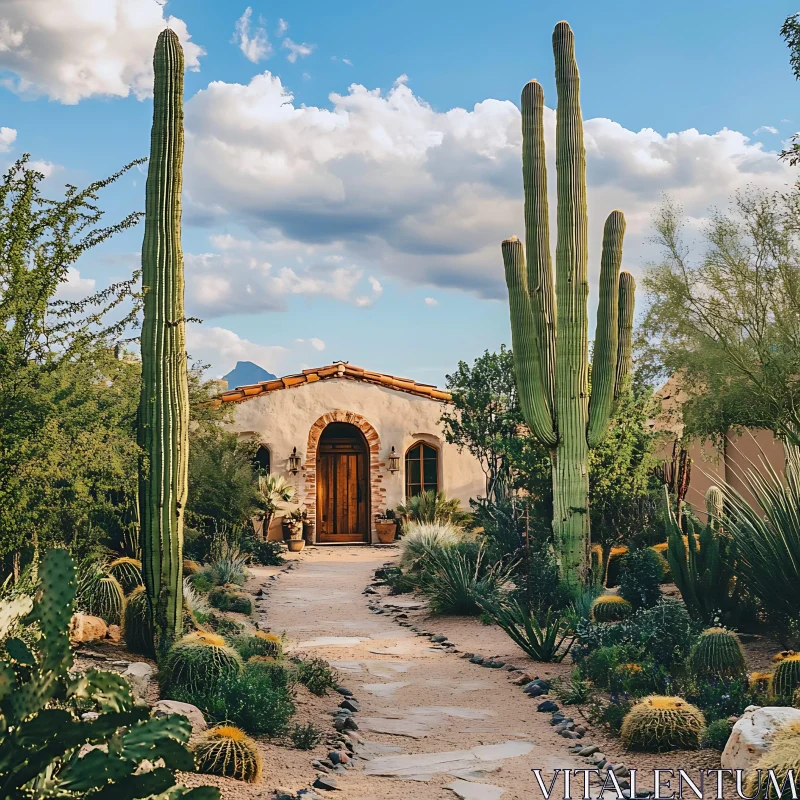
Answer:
[217,361,485,544]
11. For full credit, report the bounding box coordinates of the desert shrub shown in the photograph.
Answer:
[399,522,461,571]
[553,669,593,705]
[233,631,283,660]
[243,536,284,566]
[183,576,212,624]
[421,542,511,615]
[294,655,338,696]
[580,645,640,692]
[123,585,153,656]
[688,677,755,722]
[384,566,419,595]
[162,631,244,694]
[588,695,633,733]
[202,544,248,587]
[618,547,664,610]
[244,657,295,691]
[512,545,572,617]
[620,695,706,751]
[702,718,732,750]
[183,558,201,576]
[209,586,252,615]
[572,584,603,620]
[206,613,245,637]
[193,725,262,783]
[190,571,215,594]
[290,722,323,750]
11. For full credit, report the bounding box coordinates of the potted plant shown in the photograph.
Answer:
[375,509,397,544]
[283,508,306,552]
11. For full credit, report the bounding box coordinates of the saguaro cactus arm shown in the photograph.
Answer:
[588,211,625,447]
[502,236,557,446]
[138,28,188,657]
[614,270,636,399]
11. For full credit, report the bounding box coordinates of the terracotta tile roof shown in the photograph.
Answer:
[217,361,452,404]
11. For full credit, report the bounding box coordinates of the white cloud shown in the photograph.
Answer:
[55,267,95,300]
[276,18,288,37]
[187,324,288,379]
[424,297,438,306]
[24,158,55,177]
[182,72,794,301]
[184,235,383,317]
[0,0,203,103]
[0,127,17,152]
[753,125,779,135]
[282,38,315,63]
[232,7,271,63]
[296,337,326,351]
[342,58,353,66]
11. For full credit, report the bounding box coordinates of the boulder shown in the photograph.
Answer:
[69,614,108,643]
[123,662,155,700]
[722,705,800,772]
[152,700,207,733]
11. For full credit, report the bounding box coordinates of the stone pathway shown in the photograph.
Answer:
[259,546,591,800]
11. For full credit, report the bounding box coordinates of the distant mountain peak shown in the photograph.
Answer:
[223,360,277,389]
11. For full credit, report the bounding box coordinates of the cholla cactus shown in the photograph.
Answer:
[620,695,705,752]
[590,595,633,622]
[689,628,747,681]
[193,725,263,783]
[501,21,635,587]
[162,631,243,694]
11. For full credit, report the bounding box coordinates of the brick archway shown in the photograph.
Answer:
[303,410,385,542]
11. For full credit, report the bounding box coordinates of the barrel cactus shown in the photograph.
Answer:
[209,586,252,615]
[591,595,633,622]
[501,21,635,587]
[83,574,125,625]
[771,653,800,702]
[793,687,800,709]
[620,695,706,752]
[162,631,243,694]
[773,650,797,664]
[744,724,800,799]
[108,557,143,594]
[193,725,263,783]
[705,486,724,527]
[123,585,154,656]
[137,27,190,656]
[689,627,747,681]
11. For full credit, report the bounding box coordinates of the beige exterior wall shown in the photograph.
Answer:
[225,377,486,542]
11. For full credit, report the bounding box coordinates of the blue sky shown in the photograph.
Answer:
[1,0,797,384]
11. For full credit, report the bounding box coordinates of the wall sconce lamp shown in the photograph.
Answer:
[388,446,400,472]
[288,447,302,474]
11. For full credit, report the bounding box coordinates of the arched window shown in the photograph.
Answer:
[253,444,271,474]
[405,442,438,498]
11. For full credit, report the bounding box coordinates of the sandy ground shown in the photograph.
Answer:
[81,546,778,799]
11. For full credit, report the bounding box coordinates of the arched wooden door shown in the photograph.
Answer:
[316,422,370,543]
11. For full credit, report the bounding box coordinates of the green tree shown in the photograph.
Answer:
[780,13,800,165]
[0,156,142,565]
[639,189,800,446]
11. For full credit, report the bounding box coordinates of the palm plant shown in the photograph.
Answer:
[397,490,470,526]
[719,448,800,621]
[256,474,296,539]
[422,543,514,615]
[479,597,574,662]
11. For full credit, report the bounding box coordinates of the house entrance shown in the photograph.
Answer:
[316,422,370,543]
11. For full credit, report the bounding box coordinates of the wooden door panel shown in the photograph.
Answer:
[316,434,370,543]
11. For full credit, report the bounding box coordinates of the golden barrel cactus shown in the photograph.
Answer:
[193,725,263,783]
[620,695,705,752]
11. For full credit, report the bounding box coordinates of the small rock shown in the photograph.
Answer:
[363,587,377,595]
[575,725,587,735]
[320,759,335,769]
[538,700,559,712]
[460,653,475,659]
[312,776,339,791]
[80,711,100,721]
[339,698,360,712]
[431,635,448,643]
[504,664,518,671]
[513,674,533,686]
[152,700,207,733]
[469,656,484,664]
[335,687,354,697]
[526,685,546,697]
[578,745,599,757]
[106,624,121,643]
[122,662,154,700]
[328,751,350,765]
[561,730,581,739]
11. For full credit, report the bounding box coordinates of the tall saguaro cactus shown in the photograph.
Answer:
[137,28,188,656]
[502,21,635,586]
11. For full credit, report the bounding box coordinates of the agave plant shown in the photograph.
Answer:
[718,448,800,621]
[202,543,248,587]
[422,542,514,615]
[479,597,574,662]
[396,490,470,526]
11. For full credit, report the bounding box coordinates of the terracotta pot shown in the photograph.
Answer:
[287,539,305,552]
[375,521,397,544]
[303,520,315,545]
